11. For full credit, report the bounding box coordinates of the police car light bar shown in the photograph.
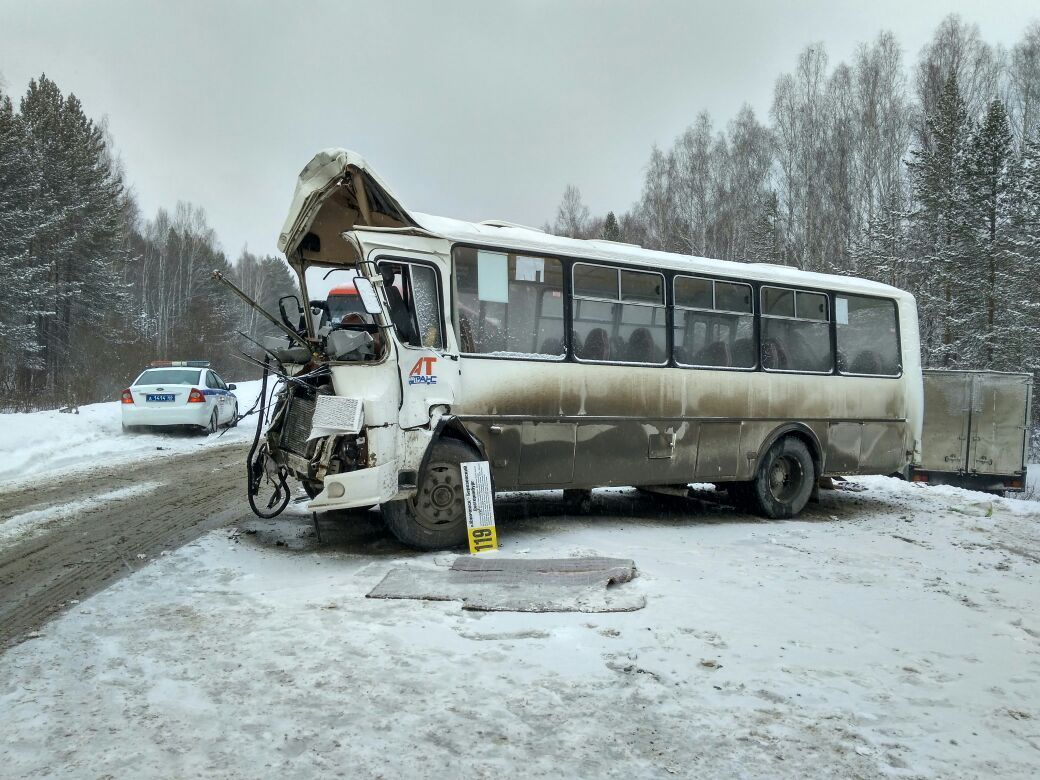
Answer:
[149,360,211,368]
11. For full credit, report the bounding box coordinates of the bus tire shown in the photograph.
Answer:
[743,436,815,519]
[382,438,480,550]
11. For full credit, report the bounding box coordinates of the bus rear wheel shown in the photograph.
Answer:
[382,438,479,550]
[734,437,815,519]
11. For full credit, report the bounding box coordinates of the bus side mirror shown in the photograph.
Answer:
[354,277,382,316]
[278,295,303,330]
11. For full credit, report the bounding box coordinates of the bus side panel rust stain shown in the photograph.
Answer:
[457,360,909,422]
[455,358,912,488]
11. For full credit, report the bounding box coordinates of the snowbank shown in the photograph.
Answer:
[0,380,270,488]
[2,476,1038,778]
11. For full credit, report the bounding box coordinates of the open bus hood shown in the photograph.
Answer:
[277,148,418,265]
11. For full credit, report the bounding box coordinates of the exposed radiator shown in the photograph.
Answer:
[282,394,317,456]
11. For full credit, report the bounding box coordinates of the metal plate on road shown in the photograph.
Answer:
[460,461,497,554]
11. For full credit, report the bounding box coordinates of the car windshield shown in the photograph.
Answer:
[135,369,202,385]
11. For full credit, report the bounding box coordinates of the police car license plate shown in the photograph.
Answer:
[146,394,175,402]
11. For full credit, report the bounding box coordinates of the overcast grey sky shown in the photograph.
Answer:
[1,1,1036,258]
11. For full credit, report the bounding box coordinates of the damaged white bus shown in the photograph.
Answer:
[225,148,923,550]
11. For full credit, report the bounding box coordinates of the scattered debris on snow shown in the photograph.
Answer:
[367,556,643,612]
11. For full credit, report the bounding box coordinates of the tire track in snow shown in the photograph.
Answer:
[0,482,163,548]
[0,442,251,647]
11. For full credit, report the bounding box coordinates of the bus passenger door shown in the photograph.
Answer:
[379,260,459,429]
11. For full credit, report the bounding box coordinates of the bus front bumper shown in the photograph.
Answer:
[306,461,399,512]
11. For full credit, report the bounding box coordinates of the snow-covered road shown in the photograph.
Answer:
[2,477,1038,778]
[0,441,252,647]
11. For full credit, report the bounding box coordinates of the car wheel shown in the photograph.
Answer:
[734,437,815,519]
[227,401,239,428]
[203,410,218,436]
[382,438,480,550]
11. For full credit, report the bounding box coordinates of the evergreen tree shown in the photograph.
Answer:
[19,75,127,403]
[907,72,975,367]
[1020,130,1040,257]
[747,191,783,263]
[851,188,910,289]
[0,73,302,407]
[602,211,621,241]
[0,91,47,391]
[964,99,1019,367]
[1014,131,1040,372]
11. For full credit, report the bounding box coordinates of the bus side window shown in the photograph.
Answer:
[836,295,900,376]
[673,276,754,369]
[453,248,566,359]
[409,264,443,349]
[572,264,666,364]
[760,286,833,373]
[377,262,444,350]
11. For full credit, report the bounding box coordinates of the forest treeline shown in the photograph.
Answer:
[550,15,1040,418]
[0,75,297,411]
[3,14,1039,423]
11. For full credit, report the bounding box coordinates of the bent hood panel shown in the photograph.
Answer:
[277,148,417,264]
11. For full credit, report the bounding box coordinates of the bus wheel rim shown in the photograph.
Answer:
[413,462,463,529]
[768,455,802,503]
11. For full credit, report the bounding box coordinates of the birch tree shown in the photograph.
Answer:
[551,184,591,238]
[771,44,830,270]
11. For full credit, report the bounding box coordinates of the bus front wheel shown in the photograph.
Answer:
[733,437,815,519]
[382,438,479,550]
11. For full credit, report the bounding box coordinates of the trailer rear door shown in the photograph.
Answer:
[920,371,972,473]
[968,373,1031,476]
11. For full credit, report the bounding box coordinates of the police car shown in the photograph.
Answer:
[121,361,239,434]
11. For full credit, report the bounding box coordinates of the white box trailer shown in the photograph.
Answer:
[913,369,1032,493]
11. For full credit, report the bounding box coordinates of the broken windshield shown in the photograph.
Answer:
[303,265,383,362]
[304,267,371,330]
[302,263,443,351]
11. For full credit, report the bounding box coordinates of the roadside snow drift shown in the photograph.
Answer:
[1,477,1038,778]
[0,380,268,488]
